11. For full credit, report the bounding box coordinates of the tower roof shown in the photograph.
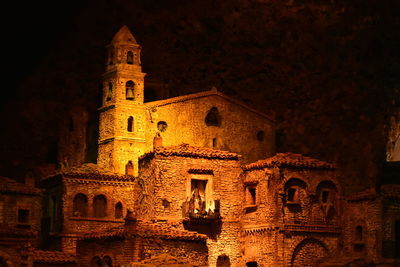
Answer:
[112,25,138,44]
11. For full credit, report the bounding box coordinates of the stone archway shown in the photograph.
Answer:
[290,238,329,267]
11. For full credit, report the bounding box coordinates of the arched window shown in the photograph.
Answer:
[127,51,134,64]
[73,194,88,217]
[356,225,363,241]
[246,262,258,267]
[103,256,112,267]
[205,107,221,126]
[93,195,107,218]
[126,81,134,100]
[91,256,103,267]
[106,82,112,101]
[125,161,134,175]
[127,116,134,132]
[115,202,123,219]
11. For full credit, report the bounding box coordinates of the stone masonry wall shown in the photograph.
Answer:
[145,94,275,164]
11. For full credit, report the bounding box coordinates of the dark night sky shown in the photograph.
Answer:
[1,0,399,192]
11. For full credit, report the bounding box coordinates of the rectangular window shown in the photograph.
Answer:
[245,185,257,206]
[18,209,30,224]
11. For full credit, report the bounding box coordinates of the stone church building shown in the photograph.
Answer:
[0,26,399,267]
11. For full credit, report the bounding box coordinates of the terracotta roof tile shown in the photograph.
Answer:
[243,152,335,170]
[31,250,76,263]
[82,221,207,241]
[141,143,239,160]
[43,164,134,181]
[0,176,42,195]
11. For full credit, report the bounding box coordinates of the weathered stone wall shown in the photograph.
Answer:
[146,94,275,164]
[137,153,243,266]
[62,178,136,233]
[343,198,382,261]
[141,238,208,266]
[242,166,341,266]
[77,238,127,267]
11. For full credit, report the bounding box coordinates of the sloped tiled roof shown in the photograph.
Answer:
[43,163,134,181]
[243,152,335,170]
[0,176,42,195]
[31,250,76,263]
[141,143,239,160]
[145,87,274,122]
[82,221,207,241]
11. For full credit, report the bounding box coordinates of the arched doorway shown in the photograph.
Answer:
[291,238,329,267]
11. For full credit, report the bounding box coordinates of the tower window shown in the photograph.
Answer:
[205,107,221,126]
[212,138,217,148]
[127,116,134,132]
[93,195,107,218]
[126,80,135,100]
[125,161,134,175]
[106,82,113,101]
[127,51,134,64]
[115,202,123,219]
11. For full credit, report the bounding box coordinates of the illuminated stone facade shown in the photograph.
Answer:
[97,26,275,176]
[0,26,399,267]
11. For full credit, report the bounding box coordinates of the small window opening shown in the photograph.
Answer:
[205,107,221,126]
[256,131,265,141]
[115,202,123,219]
[356,226,363,241]
[106,82,112,101]
[246,262,258,267]
[127,51,134,64]
[126,81,135,100]
[287,188,297,202]
[93,195,107,218]
[322,191,330,203]
[249,188,256,204]
[18,209,30,224]
[73,194,88,217]
[127,116,134,132]
[212,138,217,148]
[157,121,168,132]
[125,161,134,175]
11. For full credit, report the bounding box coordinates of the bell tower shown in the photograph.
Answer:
[98,25,147,175]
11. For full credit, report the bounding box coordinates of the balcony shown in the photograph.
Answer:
[182,199,220,222]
